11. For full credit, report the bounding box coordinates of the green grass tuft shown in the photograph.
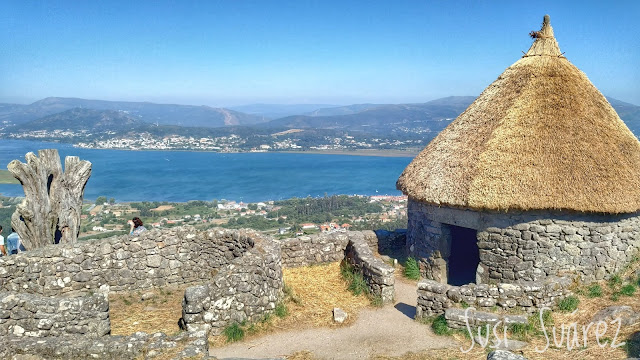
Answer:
[370,295,384,307]
[608,275,622,289]
[275,303,288,318]
[587,284,603,298]
[621,284,637,296]
[403,257,421,280]
[557,296,580,312]
[527,309,553,336]
[509,323,533,341]
[223,322,245,343]
[341,262,369,296]
[431,314,451,336]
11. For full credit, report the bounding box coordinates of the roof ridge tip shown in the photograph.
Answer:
[524,14,562,57]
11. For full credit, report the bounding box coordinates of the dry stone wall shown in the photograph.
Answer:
[416,277,572,318]
[0,331,209,359]
[180,238,283,336]
[344,231,395,304]
[407,200,640,284]
[0,289,110,338]
[0,226,254,295]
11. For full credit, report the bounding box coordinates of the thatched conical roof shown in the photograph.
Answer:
[397,15,640,214]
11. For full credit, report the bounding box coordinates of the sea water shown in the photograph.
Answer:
[0,140,412,203]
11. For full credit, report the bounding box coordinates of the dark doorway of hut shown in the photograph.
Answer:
[448,225,480,286]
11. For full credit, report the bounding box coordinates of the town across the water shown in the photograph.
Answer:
[76,194,408,240]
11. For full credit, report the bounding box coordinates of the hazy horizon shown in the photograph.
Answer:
[2,1,639,107]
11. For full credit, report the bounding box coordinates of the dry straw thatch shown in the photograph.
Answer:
[397,15,640,214]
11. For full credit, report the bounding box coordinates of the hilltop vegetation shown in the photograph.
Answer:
[78,195,407,240]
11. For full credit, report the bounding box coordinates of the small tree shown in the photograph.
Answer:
[96,196,107,205]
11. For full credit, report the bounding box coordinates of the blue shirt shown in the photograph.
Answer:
[130,226,147,236]
[6,232,19,254]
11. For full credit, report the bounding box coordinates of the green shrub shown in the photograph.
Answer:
[223,322,244,343]
[348,271,368,295]
[404,257,421,280]
[557,296,580,312]
[587,284,603,298]
[621,284,637,296]
[611,293,620,302]
[340,262,355,282]
[431,314,451,336]
[340,262,369,296]
[608,275,622,289]
[275,303,288,318]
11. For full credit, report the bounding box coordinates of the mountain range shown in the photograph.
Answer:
[0,97,264,128]
[2,96,639,139]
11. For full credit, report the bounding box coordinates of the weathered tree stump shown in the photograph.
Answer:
[8,149,91,249]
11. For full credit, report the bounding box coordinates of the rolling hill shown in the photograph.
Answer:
[16,108,145,132]
[262,96,476,134]
[228,104,338,119]
[0,97,265,128]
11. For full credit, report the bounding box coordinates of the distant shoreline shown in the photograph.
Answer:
[70,144,420,157]
[4,139,421,158]
[279,149,419,158]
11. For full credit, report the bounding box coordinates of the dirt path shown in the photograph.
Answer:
[209,278,457,360]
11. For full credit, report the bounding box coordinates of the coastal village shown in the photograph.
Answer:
[78,194,408,239]
[74,132,422,152]
[6,128,425,153]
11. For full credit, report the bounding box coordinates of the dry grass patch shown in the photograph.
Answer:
[210,261,371,347]
[282,261,371,327]
[109,285,188,336]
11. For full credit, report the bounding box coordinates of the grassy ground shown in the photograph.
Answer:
[0,170,19,184]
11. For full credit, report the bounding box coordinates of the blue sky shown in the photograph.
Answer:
[1,1,639,106]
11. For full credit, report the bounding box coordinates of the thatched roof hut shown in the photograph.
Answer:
[397,15,640,214]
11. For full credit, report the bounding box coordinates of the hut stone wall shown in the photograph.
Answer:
[408,200,640,285]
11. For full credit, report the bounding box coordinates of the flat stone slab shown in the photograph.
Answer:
[333,307,348,323]
[487,350,529,360]
[592,305,640,326]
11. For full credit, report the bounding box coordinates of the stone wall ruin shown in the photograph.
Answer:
[0,226,398,358]
[0,226,278,358]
